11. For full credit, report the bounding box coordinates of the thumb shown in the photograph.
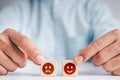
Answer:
[74,30,117,65]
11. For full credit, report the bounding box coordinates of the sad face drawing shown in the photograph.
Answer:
[42,62,54,75]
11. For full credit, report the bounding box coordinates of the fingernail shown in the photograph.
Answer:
[76,56,83,64]
[36,55,45,64]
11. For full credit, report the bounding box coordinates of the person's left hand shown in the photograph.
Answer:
[74,29,120,76]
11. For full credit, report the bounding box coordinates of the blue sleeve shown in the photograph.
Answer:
[87,0,120,40]
[0,2,22,33]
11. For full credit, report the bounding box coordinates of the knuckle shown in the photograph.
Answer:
[3,28,13,34]
[96,51,106,63]
[112,71,116,75]
[0,34,6,45]
[92,57,99,67]
[19,63,26,68]
[19,36,29,46]
[112,29,120,35]
[0,35,5,49]
[115,42,120,50]
[112,71,120,76]
[0,34,11,51]
[17,52,27,68]
[92,53,104,67]
[96,52,104,61]
[92,39,103,50]
[0,66,8,75]
[18,59,26,68]
[103,63,111,72]
[0,34,4,39]
[93,52,105,66]
[9,66,17,72]
[1,71,8,75]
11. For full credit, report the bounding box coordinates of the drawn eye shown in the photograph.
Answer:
[67,66,69,69]
[49,66,51,69]
[45,66,48,69]
[71,66,73,69]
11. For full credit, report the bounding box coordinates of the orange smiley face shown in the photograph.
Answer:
[64,63,76,75]
[42,63,54,75]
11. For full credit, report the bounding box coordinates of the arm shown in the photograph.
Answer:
[74,0,120,76]
[0,2,44,75]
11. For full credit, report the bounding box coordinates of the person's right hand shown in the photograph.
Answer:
[0,28,45,75]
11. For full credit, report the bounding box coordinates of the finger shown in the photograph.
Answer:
[0,34,27,68]
[2,29,45,65]
[0,65,8,75]
[74,29,118,65]
[112,68,120,76]
[102,55,120,72]
[0,51,17,72]
[3,44,27,68]
[92,41,120,66]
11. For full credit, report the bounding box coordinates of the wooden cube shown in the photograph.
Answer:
[62,60,78,76]
[41,60,57,76]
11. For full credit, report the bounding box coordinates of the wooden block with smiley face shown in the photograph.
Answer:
[41,60,57,76]
[62,60,78,76]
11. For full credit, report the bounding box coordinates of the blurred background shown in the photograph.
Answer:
[0,0,120,21]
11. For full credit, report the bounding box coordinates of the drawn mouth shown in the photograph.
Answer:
[45,70,51,73]
[66,70,73,73]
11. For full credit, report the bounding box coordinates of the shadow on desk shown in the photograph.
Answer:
[6,71,111,77]
[5,62,112,77]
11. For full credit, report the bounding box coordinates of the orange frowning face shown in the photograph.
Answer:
[64,63,76,75]
[42,63,54,75]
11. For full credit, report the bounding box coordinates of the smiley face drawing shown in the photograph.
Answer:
[64,63,76,75]
[42,62,54,75]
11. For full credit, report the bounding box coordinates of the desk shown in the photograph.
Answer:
[0,61,120,80]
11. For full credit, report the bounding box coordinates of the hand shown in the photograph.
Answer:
[74,29,120,76]
[0,28,45,75]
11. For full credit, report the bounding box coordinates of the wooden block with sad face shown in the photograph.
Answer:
[62,60,78,76]
[41,60,57,76]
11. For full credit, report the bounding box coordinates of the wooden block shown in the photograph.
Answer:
[62,60,78,76]
[41,60,57,76]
